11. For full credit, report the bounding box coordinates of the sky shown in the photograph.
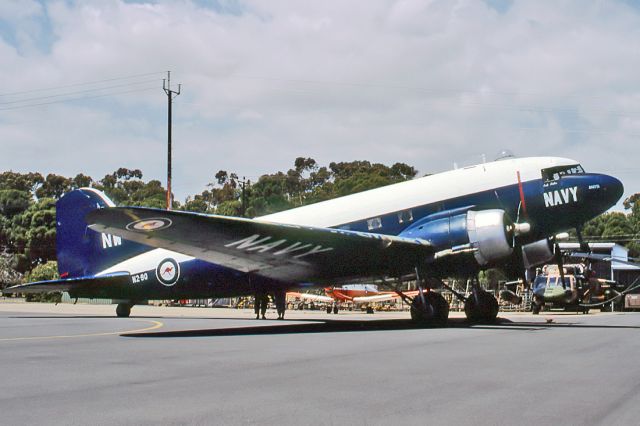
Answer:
[1,0,639,208]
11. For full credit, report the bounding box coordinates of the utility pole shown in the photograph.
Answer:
[163,71,181,210]
[240,177,250,218]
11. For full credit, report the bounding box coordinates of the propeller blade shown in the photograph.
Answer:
[575,226,590,254]
[555,243,567,290]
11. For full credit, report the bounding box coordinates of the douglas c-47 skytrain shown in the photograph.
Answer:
[4,156,624,324]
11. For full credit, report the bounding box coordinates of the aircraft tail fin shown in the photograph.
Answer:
[56,188,150,278]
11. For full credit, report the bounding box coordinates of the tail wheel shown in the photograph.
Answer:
[410,291,449,325]
[532,303,541,315]
[116,303,132,318]
[464,291,499,323]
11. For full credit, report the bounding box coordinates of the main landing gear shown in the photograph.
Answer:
[326,304,339,314]
[410,291,449,324]
[405,268,450,326]
[383,271,499,326]
[116,302,133,318]
[464,277,499,323]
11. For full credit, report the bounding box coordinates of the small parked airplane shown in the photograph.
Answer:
[4,156,623,324]
[289,284,423,313]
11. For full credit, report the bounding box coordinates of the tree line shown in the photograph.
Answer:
[0,158,639,288]
[0,158,417,286]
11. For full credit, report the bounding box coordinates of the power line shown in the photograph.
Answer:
[0,71,165,97]
[0,79,161,106]
[227,75,640,117]
[0,86,158,111]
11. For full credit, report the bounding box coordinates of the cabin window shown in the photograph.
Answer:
[367,217,382,231]
[397,209,413,224]
[541,164,585,182]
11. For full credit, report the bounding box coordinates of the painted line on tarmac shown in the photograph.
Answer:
[0,319,164,342]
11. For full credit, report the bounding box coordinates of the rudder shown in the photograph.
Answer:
[56,188,150,278]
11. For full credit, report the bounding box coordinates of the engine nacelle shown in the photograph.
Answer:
[399,209,515,265]
[521,238,555,269]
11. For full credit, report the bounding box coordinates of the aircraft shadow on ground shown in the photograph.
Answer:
[121,316,640,338]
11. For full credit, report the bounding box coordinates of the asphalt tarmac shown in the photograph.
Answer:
[1,302,640,426]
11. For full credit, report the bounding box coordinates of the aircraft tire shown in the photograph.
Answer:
[464,291,499,323]
[532,302,541,315]
[326,306,332,314]
[116,303,132,318]
[410,291,449,325]
[333,305,339,314]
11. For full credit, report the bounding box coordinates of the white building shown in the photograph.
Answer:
[558,242,640,285]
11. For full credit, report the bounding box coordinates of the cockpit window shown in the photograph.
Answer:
[541,164,585,182]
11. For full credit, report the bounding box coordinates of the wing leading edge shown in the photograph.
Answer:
[86,207,434,284]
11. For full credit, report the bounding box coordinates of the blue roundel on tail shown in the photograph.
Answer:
[56,188,150,278]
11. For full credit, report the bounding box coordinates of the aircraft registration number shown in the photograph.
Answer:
[131,273,149,284]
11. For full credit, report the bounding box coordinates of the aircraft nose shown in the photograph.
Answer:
[601,174,624,208]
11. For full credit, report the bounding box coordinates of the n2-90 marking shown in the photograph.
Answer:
[131,273,149,284]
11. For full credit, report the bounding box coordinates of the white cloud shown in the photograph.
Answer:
[0,0,639,207]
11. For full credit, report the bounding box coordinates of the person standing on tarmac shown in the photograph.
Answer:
[274,289,286,320]
[260,293,269,319]
[254,292,262,320]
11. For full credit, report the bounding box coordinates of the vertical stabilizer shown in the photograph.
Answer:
[56,188,149,278]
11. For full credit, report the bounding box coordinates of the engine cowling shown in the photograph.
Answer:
[521,238,555,268]
[399,209,515,265]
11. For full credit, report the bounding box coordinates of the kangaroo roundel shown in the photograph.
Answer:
[156,258,180,286]
[126,217,172,232]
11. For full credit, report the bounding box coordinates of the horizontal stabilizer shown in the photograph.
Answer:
[2,272,130,295]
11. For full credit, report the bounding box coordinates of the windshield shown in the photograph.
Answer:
[541,164,585,182]
[547,276,573,288]
[533,276,547,288]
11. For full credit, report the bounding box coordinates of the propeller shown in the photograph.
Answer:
[510,199,531,289]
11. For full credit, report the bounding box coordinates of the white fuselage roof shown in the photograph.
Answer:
[258,157,577,228]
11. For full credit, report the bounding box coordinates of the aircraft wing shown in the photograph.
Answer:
[2,272,130,295]
[287,292,335,303]
[86,207,434,284]
[352,290,422,303]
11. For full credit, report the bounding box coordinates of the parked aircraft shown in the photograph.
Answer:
[289,284,422,313]
[530,254,640,313]
[3,156,624,324]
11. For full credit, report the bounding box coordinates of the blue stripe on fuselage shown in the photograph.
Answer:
[331,174,616,243]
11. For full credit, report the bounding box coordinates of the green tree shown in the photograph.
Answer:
[71,173,93,189]
[0,171,44,195]
[95,168,173,208]
[24,261,61,303]
[6,197,57,272]
[0,189,31,217]
[0,252,22,290]
[36,174,72,200]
